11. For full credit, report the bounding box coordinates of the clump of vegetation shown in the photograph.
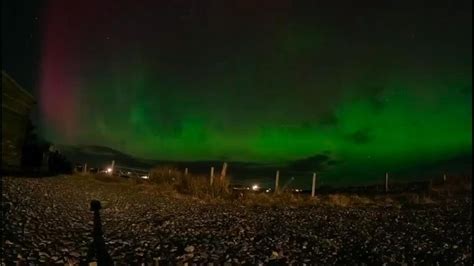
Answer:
[322,193,376,207]
[392,193,437,206]
[147,165,232,198]
[430,175,472,197]
[148,166,181,185]
[238,191,308,207]
[326,194,352,207]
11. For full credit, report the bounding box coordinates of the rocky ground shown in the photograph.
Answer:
[2,176,472,265]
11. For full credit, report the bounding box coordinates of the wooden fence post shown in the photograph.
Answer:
[83,163,87,174]
[210,167,214,185]
[385,172,389,193]
[311,172,317,197]
[111,160,115,174]
[220,162,227,181]
[184,168,188,176]
[275,170,280,194]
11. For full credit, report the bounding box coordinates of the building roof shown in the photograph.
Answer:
[1,70,35,102]
[2,70,36,116]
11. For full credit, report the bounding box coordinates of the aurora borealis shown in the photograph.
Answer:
[3,0,472,183]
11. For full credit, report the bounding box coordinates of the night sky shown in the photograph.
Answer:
[2,0,472,184]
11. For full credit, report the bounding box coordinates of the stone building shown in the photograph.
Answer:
[1,71,36,171]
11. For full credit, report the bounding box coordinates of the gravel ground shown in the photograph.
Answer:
[2,176,472,265]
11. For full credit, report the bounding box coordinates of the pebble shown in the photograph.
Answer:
[2,176,472,265]
[185,245,195,253]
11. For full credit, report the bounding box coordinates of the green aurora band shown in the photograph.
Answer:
[74,70,471,165]
[38,1,471,184]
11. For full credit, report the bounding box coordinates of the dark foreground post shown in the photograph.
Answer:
[87,200,112,265]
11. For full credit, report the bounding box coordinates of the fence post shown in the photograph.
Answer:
[311,172,317,197]
[111,160,115,174]
[275,170,280,194]
[220,162,228,181]
[443,173,447,183]
[83,163,87,174]
[210,167,214,186]
[184,168,188,176]
[385,172,389,193]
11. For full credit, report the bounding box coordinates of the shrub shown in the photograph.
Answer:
[148,166,232,198]
[350,195,374,205]
[326,194,352,207]
[148,166,181,185]
[394,193,435,206]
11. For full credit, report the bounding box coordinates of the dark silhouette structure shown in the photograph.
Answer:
[47,150,73,175]
[20,119,50,173]
[86,200,113,265]
[1,71,35,172]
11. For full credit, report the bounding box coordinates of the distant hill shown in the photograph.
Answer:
[57,145,153,169]
[56,144,269,173]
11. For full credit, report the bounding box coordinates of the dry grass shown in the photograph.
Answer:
[149,166,181,185]
[326,194,352,207]
[147,166,232,198]
[390,193,437,206]
[67,173,469,208]
[238,191,307,207]
[430,175,472,197]
[322,194,375,207]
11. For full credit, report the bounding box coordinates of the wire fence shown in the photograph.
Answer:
[72,160,472,196]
